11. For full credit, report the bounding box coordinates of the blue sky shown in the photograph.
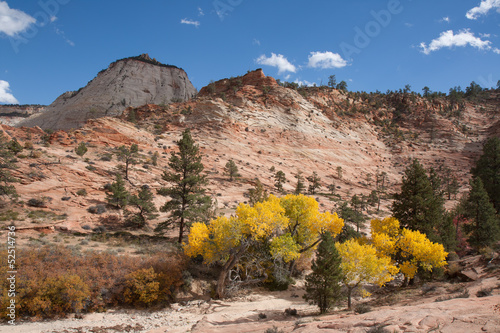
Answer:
[0,0,499,105]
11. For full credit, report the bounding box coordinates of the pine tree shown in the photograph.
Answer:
[392,159,445,242]
[274,170,286,193]
[116,144,139,180]
[0,134,17,200]
[156,129,213,243]
[294,170,305,194]
[471,137,500,213]
[303,232,343,314]
[129,185,157,227]
[462,177,500,249]
[224,159,240,181]
[307,171,322,194]
[106,174,129,209]
[247,178,268,206]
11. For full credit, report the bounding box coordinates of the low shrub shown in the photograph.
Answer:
[0,245,187,320]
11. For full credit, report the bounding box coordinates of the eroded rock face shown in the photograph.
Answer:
[18,54,196,130]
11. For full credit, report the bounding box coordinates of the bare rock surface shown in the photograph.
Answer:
[17,54,196,130]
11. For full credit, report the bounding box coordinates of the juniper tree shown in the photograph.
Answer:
[303,232,343,314]
[75,142,88,157]
[156,129,213,243]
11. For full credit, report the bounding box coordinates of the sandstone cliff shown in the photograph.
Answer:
[17,54,196,130]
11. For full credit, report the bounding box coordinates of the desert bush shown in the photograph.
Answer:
[27,198,46,208]
[354,303,372,314]
[88,205,106,214]
[123,268,160,306]
[0,245,186,321]
[76,189,87,196]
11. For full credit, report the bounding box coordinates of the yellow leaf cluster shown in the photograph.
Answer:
[184,194,344,267]
[369,217,448,279]
[336,239,398,288]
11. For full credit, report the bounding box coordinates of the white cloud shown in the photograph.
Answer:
[256,53,296,74]
[180,18,200,27]
[0,1,36,37]
[466,0,500,19]
[419,29,493,55]
[198,7,204,16]
[253,38,261,46]
[307,51,348,69]
[405,22,414,28]
[294,79,316,87]
[494,47,500,54]
[50,16,57,23]
[0,80,18,104]
[441,16,450,23]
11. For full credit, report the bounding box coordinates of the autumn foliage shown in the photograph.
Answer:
[0,245,186,320]
[185,194,344,298]
[369,217,448,280]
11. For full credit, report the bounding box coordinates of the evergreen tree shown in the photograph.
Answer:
[7,139,23,156]
[0,134,17,200]
[129,185,158,227]
[471,137,500,213]
[375,171,388,211]
[307,171,322,194]
[303,232,343,314]
[106,174,129,209]
[294,170,305,194]
[247,178,268,206]
[339,201,365,233]
[156,129,213,243]
[392,159,445,242]
[75,142,88,157]
[462,177,500,249]
[274,170,286,193]
[224,159,240,181]
[116,143,139,180]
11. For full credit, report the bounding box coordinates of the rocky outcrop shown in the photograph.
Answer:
[17,54,196,130]
[0,104,46,126]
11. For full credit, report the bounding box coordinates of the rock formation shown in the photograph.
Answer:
[17,54,196,130]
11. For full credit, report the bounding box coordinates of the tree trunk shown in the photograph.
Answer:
[178,217,184,244]
[347,287,353,310]
[216,242,248,299]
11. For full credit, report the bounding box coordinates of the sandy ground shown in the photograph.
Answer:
[1,277,499,333]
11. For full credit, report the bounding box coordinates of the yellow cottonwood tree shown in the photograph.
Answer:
[369,217,448,282]
[185,194,344,298]
[336,239,398,309]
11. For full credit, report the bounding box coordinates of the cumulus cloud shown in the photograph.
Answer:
[0,80,18,104]
[0,1,36,37]
[180,18,200,27]
[466,0,500,19]
[307,51,348,69]
[419,29,493,54]
[256,53,296,74]
[294,79,316,87]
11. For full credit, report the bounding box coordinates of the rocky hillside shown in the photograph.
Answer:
[17,54,196,130]
[0,104,46,126]
[1,69,499,236]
